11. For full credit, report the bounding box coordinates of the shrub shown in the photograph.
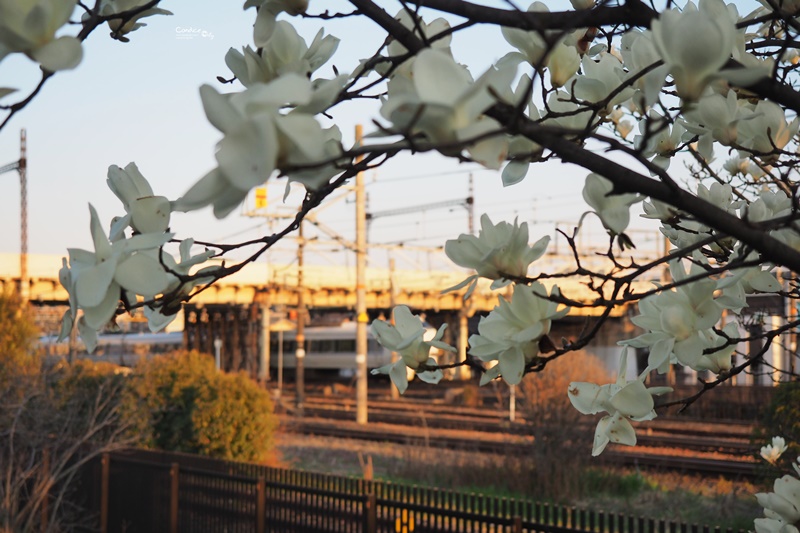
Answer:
[0,288,39,385]
[125,350,278,463]
[1,350,132,531]
[761,379,800,460]
[517,350,612,500]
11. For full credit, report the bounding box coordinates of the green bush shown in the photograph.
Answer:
[0,288,39,385]
[125,350,278,463]
[762,379,800,459]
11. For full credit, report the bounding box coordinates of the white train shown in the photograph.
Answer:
[269,320,447,376]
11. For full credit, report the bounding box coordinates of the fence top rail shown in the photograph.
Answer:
[108,449,747,533]
[109,452,258,484]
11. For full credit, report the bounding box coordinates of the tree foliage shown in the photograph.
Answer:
[0,289,38,385]
[123,350,278,463]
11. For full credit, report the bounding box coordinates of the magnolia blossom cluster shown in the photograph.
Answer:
[369,306,456,394]
[755,438,800,533]
[58,163,219,351]
[569,349,672,456]
[469,282,568,387]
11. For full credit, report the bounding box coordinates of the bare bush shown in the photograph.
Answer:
[518,350,611,500]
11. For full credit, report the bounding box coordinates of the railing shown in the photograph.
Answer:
[87,449,748,533]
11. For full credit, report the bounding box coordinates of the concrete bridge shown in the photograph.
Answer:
[0,252,653,318]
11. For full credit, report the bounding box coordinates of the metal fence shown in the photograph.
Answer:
[90,449,747,533]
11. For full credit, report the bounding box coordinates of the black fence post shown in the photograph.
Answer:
[256,477,266,533]
[169,463,179,533]
[364,493,377,533]
[100,454,110,533]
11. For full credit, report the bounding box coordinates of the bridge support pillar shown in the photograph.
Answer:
[457,308,472,381]
[259,302,270,382]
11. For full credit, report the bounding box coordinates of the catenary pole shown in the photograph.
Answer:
[355,125,368,425]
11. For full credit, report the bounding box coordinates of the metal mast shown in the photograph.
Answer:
[19,129,27,298]
[0,129,28,299]
[355,124,368,425]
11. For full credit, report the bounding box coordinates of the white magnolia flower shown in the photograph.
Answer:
[225,23,338,86]
[0,0,82,71]
[747,189,800,249]
[682,89,752,149]
[737,100,800,161]
[651,0,736,101]
[499,1,581,87]
[88,0,171,41]
[619,30,669,109]
[107,163,171,234]
[623,258,723,373]
[643,183,739,256]
[542,90,597,139]
[717,251,781,313]
[444,214,550,298]
[724,155,747,176]
[282,124,345,191]
[755,474,800,532]
[634,112,687,171]
[143,239,219,331]
[582,173,642,235]
[547,44,581,88]
[469,282,569,386]
[570,54,634,115]
[387,9,452,61]
[60,204,174,351]
[652,182,741,254]
[500,2,553,69]
[173,75,329,218]
[568,349,672,456]
[379,48,515,169]
[692,323,738,374]
[761,437,789,465]
[246,0,310,48]
[370,306,455,394]
[641,197,681,223]
[501,75,543,186]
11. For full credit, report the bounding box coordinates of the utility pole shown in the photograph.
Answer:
[467,173,474,235]
[258,298,270,383]
[0,129,28,300]
[388,257,399,400]
[19,129,27,300]
[355,125,368,425]
[295,219,306,416]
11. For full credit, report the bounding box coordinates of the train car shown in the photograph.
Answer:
[38,331,184,365]
[270,320,445,377]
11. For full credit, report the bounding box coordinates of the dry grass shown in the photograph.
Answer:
[275,431,762,530]
[273,353,763,529]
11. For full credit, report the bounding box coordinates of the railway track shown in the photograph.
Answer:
[280,416,759,479]
[275,389,760,479]
[276,393,757,455]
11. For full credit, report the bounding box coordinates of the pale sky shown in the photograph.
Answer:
[0,1,677,272]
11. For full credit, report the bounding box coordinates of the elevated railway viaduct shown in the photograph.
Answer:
[2,253,642,377]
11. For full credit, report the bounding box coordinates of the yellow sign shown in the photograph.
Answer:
[395,509,414,532]
[357,312,369,323]
[255,187,267,209]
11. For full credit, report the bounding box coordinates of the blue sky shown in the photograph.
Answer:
[0,1,670,271]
